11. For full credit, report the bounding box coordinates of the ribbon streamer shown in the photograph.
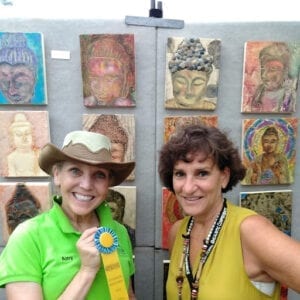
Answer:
[94,227,129,300]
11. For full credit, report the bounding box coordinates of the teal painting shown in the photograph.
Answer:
[0,32,47,105]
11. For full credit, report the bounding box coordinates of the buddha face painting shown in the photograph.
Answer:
[87,57,125,104]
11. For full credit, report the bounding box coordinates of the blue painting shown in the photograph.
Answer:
[0,32,47,105]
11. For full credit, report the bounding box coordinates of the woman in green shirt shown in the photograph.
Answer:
[0,130,136,300]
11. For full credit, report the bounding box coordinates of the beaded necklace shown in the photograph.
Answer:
[176,199,227,300]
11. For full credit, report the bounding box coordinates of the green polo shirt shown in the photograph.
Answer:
[0,198,134,300]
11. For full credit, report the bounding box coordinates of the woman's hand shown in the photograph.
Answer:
[76,227,101,273]
[58,227,101,300]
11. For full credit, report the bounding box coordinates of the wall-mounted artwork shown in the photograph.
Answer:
[165,37,221,110]
[161,187,184,249]
[82,113,135,180]
[0,182,51,245]
[164,115,218,143]
[240,190,292,235]
[0,111,50,177]
[241,118,297,185]
[80,34,135,107]
[241,41,300,113]
[108,186,136,249]
[0,32,47,105]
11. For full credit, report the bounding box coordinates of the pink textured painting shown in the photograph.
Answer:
[241,41,299,113]
[80,34,135,107]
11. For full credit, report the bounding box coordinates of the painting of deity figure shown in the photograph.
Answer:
[80,34,135,107]
[0,32,47,105]
[0,111,50,177]
[241,118,297,185]
[82,113,135,180]
[241,41,300,113]
[0,182,51,244]
[165,37,221,110]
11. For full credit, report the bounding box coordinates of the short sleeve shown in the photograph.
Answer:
[0,220,42,287]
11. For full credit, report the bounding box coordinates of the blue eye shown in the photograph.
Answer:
[95,171,107,179]
[70,168,81,175]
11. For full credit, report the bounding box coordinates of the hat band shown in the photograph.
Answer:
[62,143,112,163]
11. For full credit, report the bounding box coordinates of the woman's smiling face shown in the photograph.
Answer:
[172,152,229,219]
[53,160,111,218]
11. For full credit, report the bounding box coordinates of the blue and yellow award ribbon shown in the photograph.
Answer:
[94,227,129,300]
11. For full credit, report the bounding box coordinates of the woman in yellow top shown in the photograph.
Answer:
[158,124,300,300]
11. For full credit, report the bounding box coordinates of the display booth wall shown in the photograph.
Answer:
[0,19,300,300]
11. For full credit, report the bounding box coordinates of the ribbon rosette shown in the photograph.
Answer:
[94,227,118,254]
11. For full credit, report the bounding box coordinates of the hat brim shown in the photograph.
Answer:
[38,143,135,186]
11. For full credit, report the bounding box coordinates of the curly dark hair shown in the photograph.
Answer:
[158,124,246,193]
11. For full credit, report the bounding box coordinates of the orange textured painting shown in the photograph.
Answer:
[0,111,50,177]
[161,187,184,249]
[164,115,218,143]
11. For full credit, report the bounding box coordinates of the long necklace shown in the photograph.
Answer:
[176,199,227,300]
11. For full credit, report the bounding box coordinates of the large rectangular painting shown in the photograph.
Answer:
[82,113,135,180]
[241,41,300,113]
[108,186,136,249]
[241,118,297,185]
[0,182,51,245]
[0,32,47,105]
[80,34,136,107]
[164,115,218,143]
[0,111,50,177]
[165,37,221,110]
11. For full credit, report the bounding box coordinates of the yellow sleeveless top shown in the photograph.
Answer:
[166,201,281,300]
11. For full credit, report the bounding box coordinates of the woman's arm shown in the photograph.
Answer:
[241,214,300,293]
[6,282,43,300]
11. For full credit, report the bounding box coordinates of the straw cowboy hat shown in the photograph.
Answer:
[38,130,135,186]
